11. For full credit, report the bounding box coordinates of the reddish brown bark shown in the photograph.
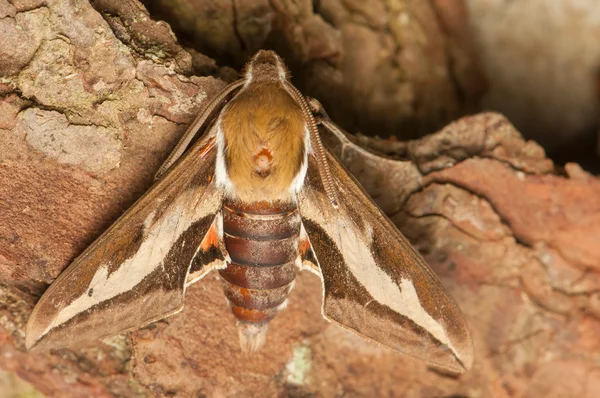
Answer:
[1,1,599,397]
[142,0,486,138]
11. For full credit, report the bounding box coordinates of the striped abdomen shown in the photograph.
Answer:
[219,200,300,353]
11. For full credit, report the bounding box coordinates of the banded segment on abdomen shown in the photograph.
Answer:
[219,200,300,353]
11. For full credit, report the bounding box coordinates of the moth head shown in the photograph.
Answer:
[243,50,290,84]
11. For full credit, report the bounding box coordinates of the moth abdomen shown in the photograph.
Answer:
[219,200,300,353]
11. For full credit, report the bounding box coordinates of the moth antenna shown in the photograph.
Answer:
[237,322,269,355]
[284,84,339,208]
[306,97,329,119]
[155,79,245,180]
[307,102,351,146]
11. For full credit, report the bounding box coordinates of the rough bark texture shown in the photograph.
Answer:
[142,0,487,138]
[1,0,600,397]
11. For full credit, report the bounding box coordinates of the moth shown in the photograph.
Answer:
[26,50,473,372]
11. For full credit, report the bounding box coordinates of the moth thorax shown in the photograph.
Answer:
[219,199,300,354]
[218,81,307,204]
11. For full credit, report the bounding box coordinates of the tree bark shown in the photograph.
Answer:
[1,1,599,397]
[141,0,487,138]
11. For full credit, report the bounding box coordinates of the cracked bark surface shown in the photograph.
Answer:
[142,0,486,139]
[1,0,600,397]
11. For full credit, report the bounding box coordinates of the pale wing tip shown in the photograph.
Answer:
[424,346,473,375]
[431,355,473,375]
[438,337,474,374]
[24,335,36,351]
[25,312,61,352]
[24,321,43,352]
[449,324,475,373]
[455,340,475,372]
[460,350,474,372]
[322,310,475,374]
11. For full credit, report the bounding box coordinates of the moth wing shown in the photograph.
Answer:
[298,150,473,373]
[26,135,225,351]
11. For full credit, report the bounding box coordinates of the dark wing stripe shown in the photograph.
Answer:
[301,218,448,354]
[26,136,224,350]
[298,151,473,372]
[36,187,222,339]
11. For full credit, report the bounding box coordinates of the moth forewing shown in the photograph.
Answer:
[26,132,226,351]
[297,141,473,373]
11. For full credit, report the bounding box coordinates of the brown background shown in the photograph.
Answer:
[1,0,599,397]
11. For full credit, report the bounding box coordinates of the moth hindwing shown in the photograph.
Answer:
[26,50,473,373]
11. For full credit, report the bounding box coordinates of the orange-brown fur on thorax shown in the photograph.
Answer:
[220,82,306,203]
